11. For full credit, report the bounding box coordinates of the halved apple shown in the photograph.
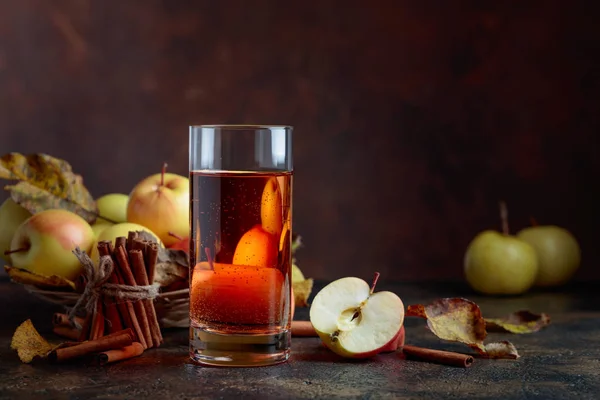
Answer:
[232,224,278,268]
[261,177,283,237]
[190,262,285,325]
[309,276,404,358]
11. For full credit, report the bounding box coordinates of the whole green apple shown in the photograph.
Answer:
[464,230,539,295]
[126,165,189,247]
[0,198,31,263]
[96,193,129,224]
[8,209,95,281]
[516,225,581,287]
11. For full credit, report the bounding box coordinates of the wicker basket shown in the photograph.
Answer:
[24,285,190,329]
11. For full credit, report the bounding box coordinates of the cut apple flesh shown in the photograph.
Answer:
[190,262,285,325]
[310,277,404,357]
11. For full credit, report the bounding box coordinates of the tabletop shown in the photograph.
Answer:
[0,278,599,400]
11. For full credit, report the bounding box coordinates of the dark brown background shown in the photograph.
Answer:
[0,1,598,282]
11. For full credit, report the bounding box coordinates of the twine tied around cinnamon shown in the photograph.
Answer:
[67,247,159,329]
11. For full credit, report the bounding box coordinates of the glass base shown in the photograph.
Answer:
[190,324,291,367]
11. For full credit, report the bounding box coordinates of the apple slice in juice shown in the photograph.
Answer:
[232,224,279,269]
[191,262,284,326]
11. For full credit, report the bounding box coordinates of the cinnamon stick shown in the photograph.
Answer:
[127,231,138,251]
[291,321,317,337]
[131,238,145,252]
[92,342,145,366]
[146,242,159,284]
[111,239,147,348]
[53,325,82,341]
[49,329,134,363]
[115,245,153,349]
[97,242,125,335]
[401,345,474,368]
[53,313,85,328]
[129,249,163,346]
[89,297,105,340]
[115,236,127,250]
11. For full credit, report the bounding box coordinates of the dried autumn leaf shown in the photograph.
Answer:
[11,319,53,363]
[407,298,487,353]
[0,153,97,223]
[4,266,76,291]
[293,278,314,307]
[484,341,520,359]
[485,311,551,334]
[407,298,521,359]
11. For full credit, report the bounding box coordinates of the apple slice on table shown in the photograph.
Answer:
[309,273,404,358]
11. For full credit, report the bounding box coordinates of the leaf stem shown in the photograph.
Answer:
[499,201,509,235]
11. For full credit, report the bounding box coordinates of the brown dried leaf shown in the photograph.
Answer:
[484,341,520,359]
[11,319,53,363]
[0,153,97,223]
[407,298,487,353]
[157,247,188,268]
[5,266,76,291]
[293,278,314,307]
[485,311,551,334]
[154,260,188,288]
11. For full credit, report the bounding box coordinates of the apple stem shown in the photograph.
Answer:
[204,247,214,271]
[530,216,538,227]
[499,201,509,235]
[370,272,381,295]
[160,162,168,187]
[3,247,28,256]
[168,231,183,241]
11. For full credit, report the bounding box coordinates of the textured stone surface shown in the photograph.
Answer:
[1,279,599,399]
[0,1,599,282]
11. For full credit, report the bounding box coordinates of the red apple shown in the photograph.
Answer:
[126,163,189,247]
[7,209,95,280]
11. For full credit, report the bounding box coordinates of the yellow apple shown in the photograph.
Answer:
[126,166,189,247]
[0,198,31,263]
[516,225,581,287]
[96,193,129,224]
[232,224,278,268]
[464,230,539,295]
[89,222,161,263]
[8,209,95,281]
[91,221,112,238]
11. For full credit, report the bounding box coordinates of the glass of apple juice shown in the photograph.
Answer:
[188,125,293,367]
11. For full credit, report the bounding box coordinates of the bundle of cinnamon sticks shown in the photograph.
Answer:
[54,232,163,357]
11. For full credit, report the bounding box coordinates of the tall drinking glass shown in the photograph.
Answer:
[188,125,293,367]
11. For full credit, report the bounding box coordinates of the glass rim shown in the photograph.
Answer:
[190,124,293,130]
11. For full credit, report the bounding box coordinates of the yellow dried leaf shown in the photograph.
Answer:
[0,153,97,223]
[484,341,520,359]
[407,298,521,359]
[407,298,487,353]
[5,266,76,290]
[11,319,53,363]
[485,311,551,334]
[292,264,305,282]
[293,278,313,307]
